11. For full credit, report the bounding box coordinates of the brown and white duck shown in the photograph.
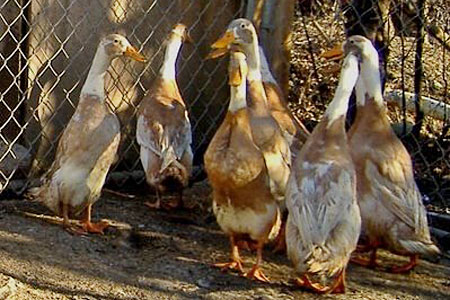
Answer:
[31,34,145,234]
[210,18,291,207]
[136,24,193,209]
[344,35,440,272]
[285,52,361,294]
[204,47,280,283]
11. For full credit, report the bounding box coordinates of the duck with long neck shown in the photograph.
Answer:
[285,53,361,294]
[209,18,291,206]
[344,35,440,273]
[205,48,281,283]
[31,34,145,235]
[136,24,194,210]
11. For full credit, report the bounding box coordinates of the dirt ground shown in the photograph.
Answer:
[0,182,449,300]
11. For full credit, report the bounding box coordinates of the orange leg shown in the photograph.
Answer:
[389,254,418,273]
[213,235,244,273]
[244,240,270,283]
[351,248,380,269]
[78,203,109,234]
[61,202,78,234]
[61,202,86,235]
[330,269,346,294]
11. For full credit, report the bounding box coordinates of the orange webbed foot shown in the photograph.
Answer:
[80,220,110,234]
[389,255,418,274]
[244,266,270,283]
[294,275,329,294]
[213,260,244,273]
[350,256,380,269]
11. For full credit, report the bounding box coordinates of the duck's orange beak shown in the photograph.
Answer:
[206,30,236,60]
[124,46,146,62]
[211,30,235,49]
[205,47,229,60]
[321,44,344,61]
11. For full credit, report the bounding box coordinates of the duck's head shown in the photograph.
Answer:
[207,18,257,59]
[343,35,378,62]
[228,45,248,86]
[170,23,193,43]
[322,35,378,62]
[101,34,146,62]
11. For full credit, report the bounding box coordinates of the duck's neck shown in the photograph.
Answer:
[325,54,359,125]
[359,52,384,106]
[355,76,366,106]
[81,45,111,99]
[245,42,262,82]
[245,42,271,115]
[160,38,182,80]
[228,82,247,113]
[259,46,277,85]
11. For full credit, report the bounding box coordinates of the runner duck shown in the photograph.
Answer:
[345,35,440,272]
[204,47,281,283]
[136,24,193,209]
[31,34,145,234]
[285,52,361,293]
[210,18,291,210]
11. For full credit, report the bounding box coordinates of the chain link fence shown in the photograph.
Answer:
[0,0,449,208]
[290,0,449,208]
[0,0,250,194]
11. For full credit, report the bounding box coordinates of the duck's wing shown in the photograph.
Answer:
[137,94,192,172]
[287,160,359,274]
[289,161,356,244]
[366,148,428,236]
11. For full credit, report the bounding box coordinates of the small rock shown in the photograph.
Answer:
[197,278,211,289]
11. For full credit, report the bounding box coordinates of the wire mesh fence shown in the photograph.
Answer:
[0,0,448,208]
[290,0,449,208]
[0,0,246,193]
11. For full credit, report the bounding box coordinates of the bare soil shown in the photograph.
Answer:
[0,182,449,300]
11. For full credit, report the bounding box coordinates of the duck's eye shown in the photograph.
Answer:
[114,39,119,43]
[350,40,354,44]
[240,23,245,29]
